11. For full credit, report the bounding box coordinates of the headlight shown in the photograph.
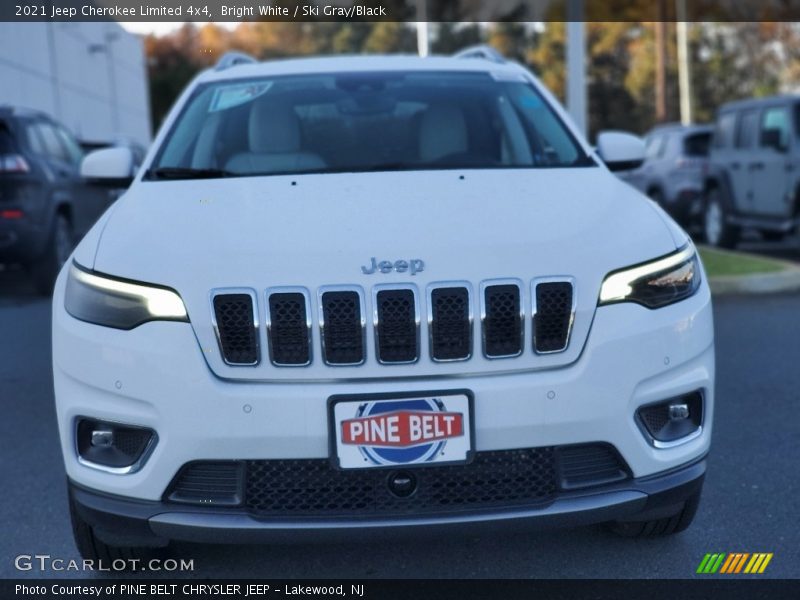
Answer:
[599,245,701,309]
[65,262,188,329]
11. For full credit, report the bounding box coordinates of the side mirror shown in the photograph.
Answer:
[760,128,787,153]
[596,131,646,172]
[80,147,135,187]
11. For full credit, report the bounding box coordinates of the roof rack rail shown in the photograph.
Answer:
[215,52,257,71]
[453,45,506,64]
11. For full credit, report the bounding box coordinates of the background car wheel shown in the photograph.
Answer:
[703,189,740,249]
[69,493,168,565]
[30,212,73,296]
[609,489,701,538]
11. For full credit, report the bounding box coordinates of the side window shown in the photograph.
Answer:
[34,123,69,162]
[25,123,45,155]
[644,135,664,159]
[713,113,737,148]
[736,111,759,149]
[760,107,791,150]
[55,126,84,165]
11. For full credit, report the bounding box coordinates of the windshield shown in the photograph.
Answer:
[148,71,590,179]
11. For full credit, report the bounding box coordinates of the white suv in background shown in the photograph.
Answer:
[53,48,714,561]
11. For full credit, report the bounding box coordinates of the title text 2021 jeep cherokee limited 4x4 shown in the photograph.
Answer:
[53,49,714,560]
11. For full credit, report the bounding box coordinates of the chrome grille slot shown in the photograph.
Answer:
[533,279,575,354]
[481,281,524,358]
[430,285,472,361]
[266,290,311,366]
[319,289,365,365]
[211,291,259,365]
[374,286,419,364]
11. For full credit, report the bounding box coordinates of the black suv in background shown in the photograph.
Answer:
[621,123,712,228]
[703,95,800,247]
[0,106,117,293]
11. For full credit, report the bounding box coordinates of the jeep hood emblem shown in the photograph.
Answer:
[361,257,425,276]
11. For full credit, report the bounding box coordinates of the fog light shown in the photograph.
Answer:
[636,391,703,447]
[668,403,690,421]
[90,429,114,448]
[76,418,156,473]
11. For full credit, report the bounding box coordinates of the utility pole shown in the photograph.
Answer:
[566,0,587,136]
[676,0,692,124]
[416,0,429,57]
[654,0,668,123]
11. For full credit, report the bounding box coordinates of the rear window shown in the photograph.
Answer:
[683,131,711,156]
[0,124,16,154]
[151,71,590,179]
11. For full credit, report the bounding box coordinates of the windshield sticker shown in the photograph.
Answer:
[209,82,273,112]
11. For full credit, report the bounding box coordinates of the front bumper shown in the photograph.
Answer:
[53,262,714,512]
[70,457,706,546]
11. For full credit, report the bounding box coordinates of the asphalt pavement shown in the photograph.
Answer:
[0,265,798,579]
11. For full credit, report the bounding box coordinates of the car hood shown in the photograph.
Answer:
[90,168,683,381]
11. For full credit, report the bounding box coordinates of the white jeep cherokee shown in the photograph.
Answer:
[53,48,714,560]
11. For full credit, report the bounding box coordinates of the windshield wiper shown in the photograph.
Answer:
[145,167,235,180]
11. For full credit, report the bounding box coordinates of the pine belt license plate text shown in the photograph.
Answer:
[330,392,473,469]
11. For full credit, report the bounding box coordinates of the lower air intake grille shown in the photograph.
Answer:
[430,287,471,361]
[556,444,629,490]
[375,289,417,363]
[164,444,631,515]
[321,291,364,365]
[483,284,522,357]
[168,462,244,506]
[267,292,310,365]
[213,293,258,365]
[534,281,574,353]
[245,448,557,517]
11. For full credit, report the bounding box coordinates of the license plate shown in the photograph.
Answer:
[329,391,473,470]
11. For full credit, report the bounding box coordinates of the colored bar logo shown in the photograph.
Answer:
[696,553,773,574]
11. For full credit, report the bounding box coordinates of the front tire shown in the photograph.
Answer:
[703,189,740,249]
[610,489,701,538]
[69,493,168,565]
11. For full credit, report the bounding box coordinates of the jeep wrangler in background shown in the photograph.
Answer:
[703,95,800,248]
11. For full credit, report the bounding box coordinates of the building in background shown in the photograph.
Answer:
[0,22,151,147]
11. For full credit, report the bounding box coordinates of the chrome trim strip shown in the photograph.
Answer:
[531,276,577,355]
[265,286,313,367]
[372,283,421,365]
[317,285,367,366]
[651,426,704,449]
[74,417,158,476]
[427,281,474,363]
[479,278,525,359]
[209,288,260,366]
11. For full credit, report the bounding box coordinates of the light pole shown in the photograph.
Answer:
[676,0,693,124]
[566,0,587,136]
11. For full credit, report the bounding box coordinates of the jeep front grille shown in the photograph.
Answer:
[320,289,365,365]
[266,290,311,366]
[211,291,259,365]
[429,286,472,361]
[209,279,575,368]
[374,287,419,363]
[481,281,524,358]
[533,280,575,354]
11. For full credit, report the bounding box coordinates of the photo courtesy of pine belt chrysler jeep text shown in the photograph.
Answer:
[52,47,714,560]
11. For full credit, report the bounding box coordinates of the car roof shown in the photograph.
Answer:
[719,94,800,114]
[646,123,713,137]
[196,54,528,84]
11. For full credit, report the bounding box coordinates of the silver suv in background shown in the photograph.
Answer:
[703,95,800,248]
[621,124,712,228]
